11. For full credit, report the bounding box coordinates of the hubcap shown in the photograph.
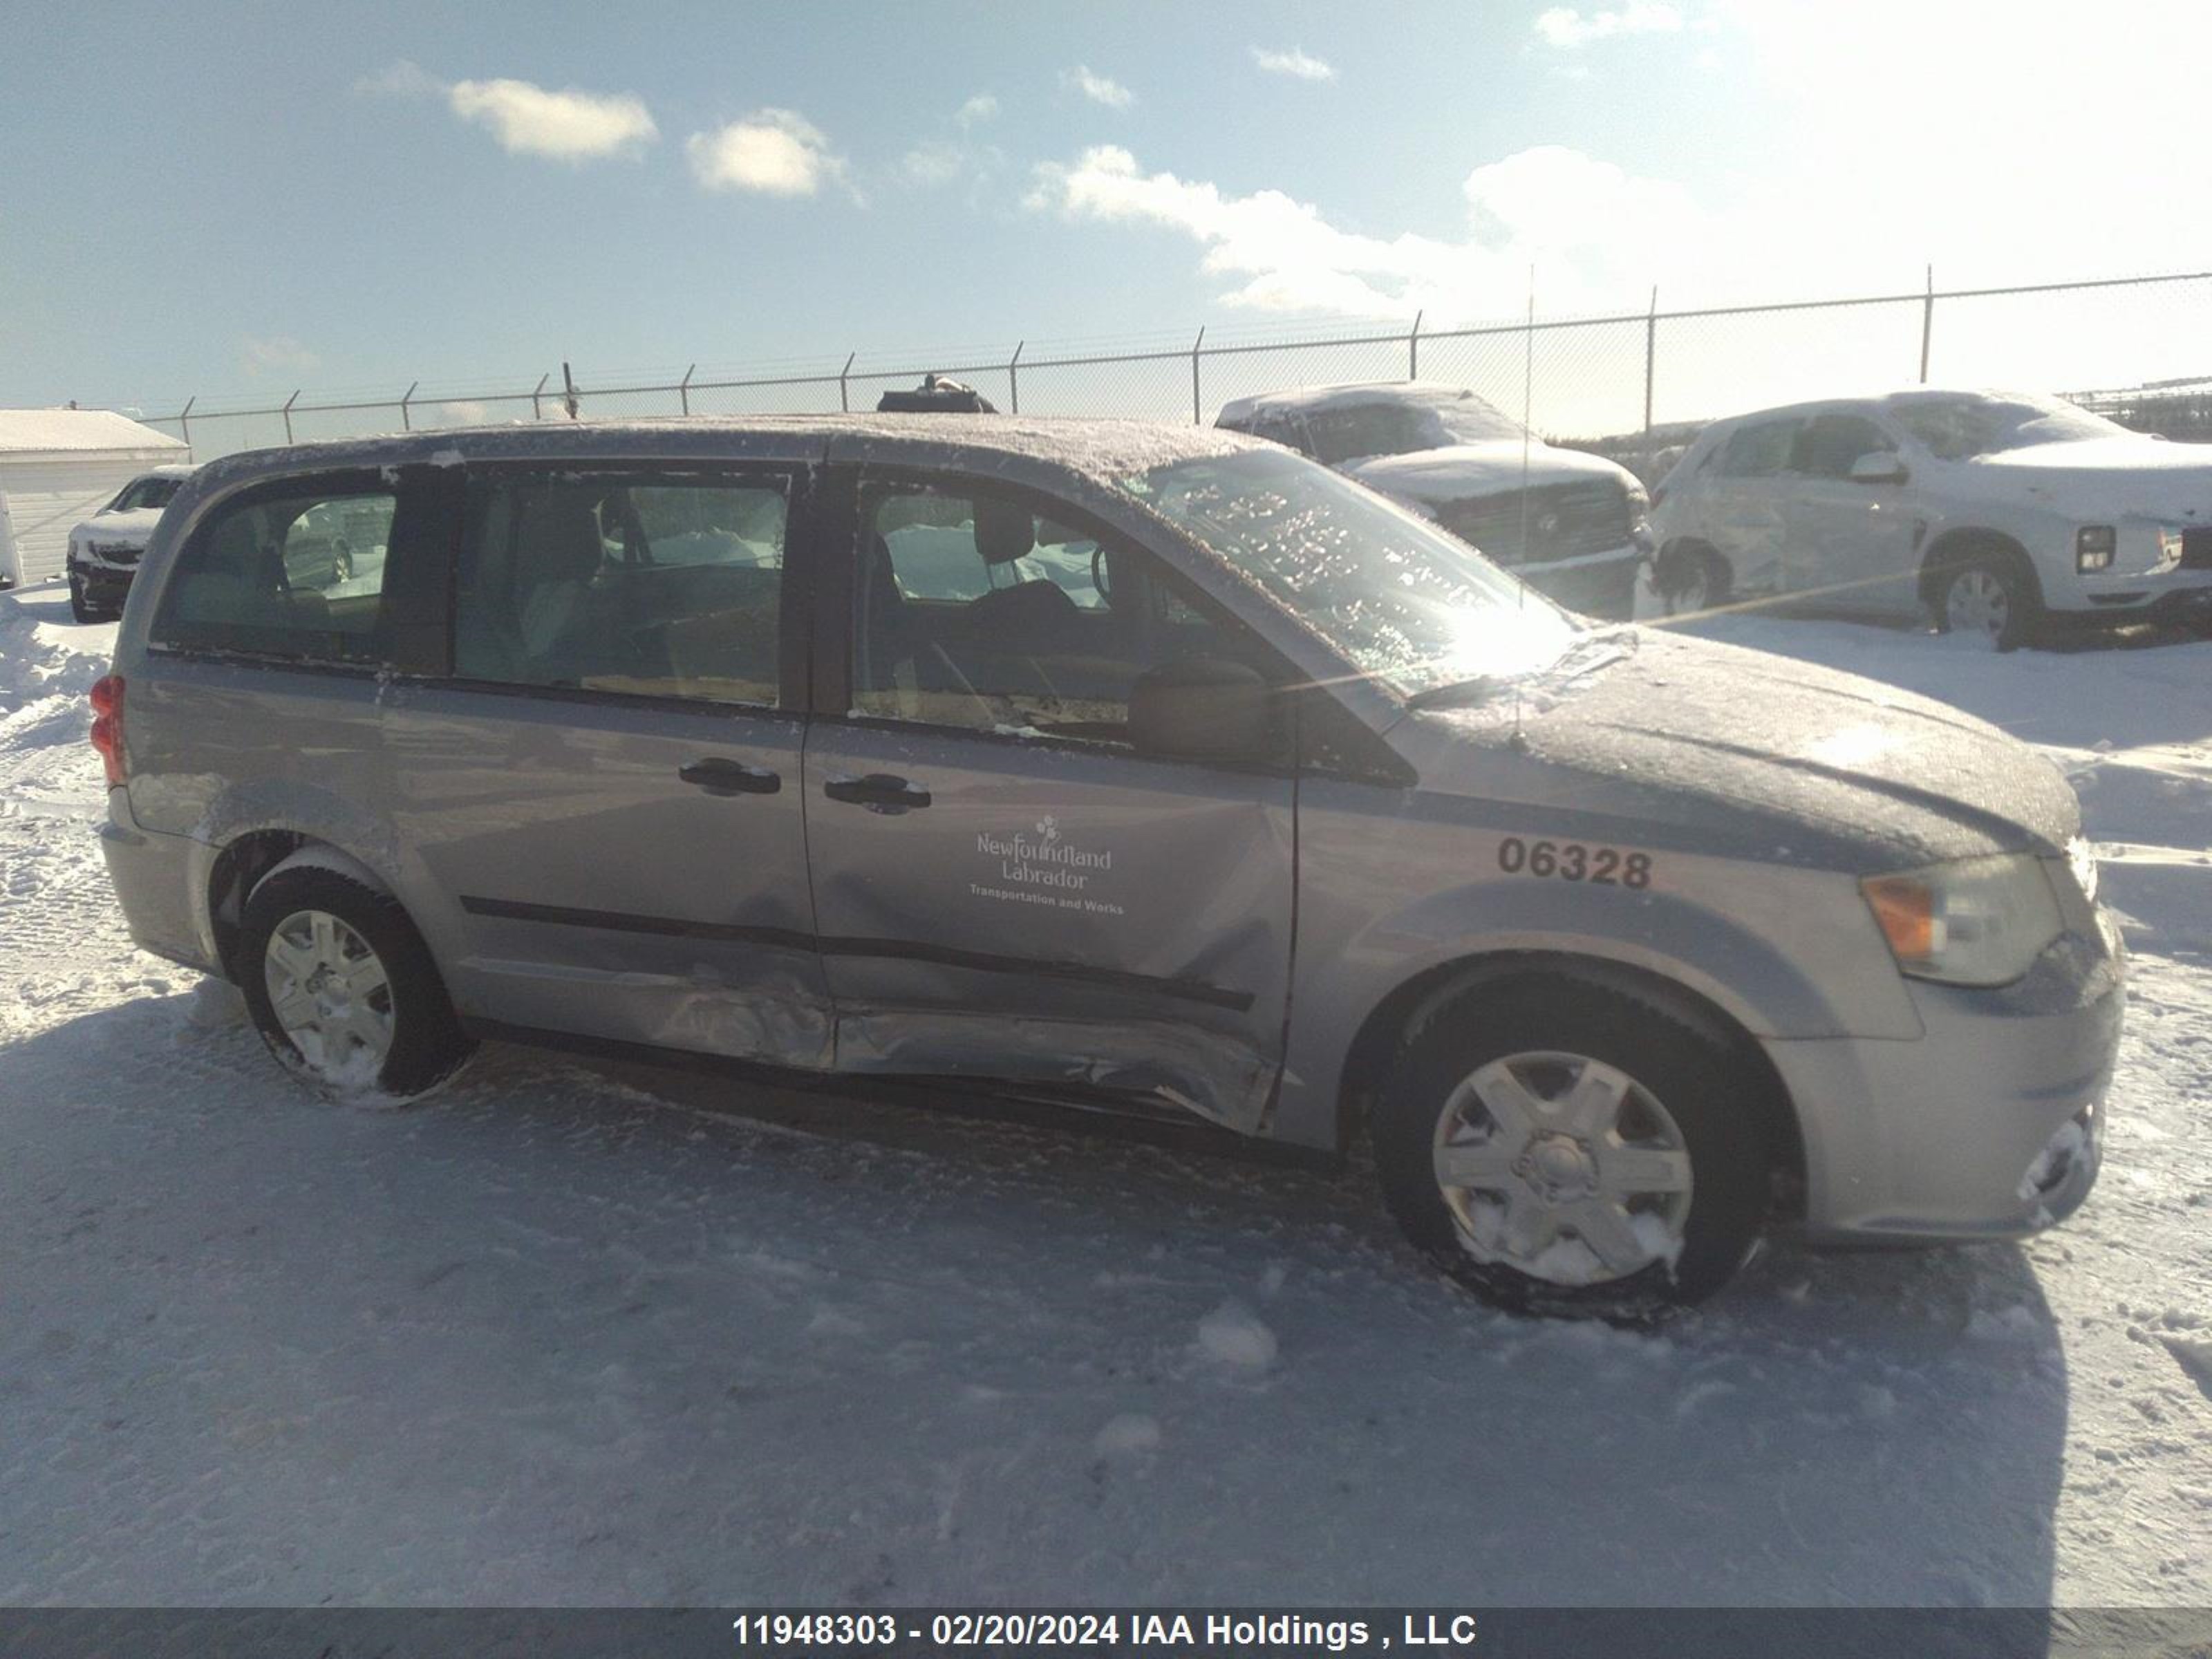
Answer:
[1432,1051,1694,1287]
[262,909,395,1079]
[1947,569,2010,641]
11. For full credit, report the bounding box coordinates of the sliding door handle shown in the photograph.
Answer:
[823,772,932,813]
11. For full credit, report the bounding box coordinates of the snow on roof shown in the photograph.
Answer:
[0,409,188,456]
[189,414,1266,495]
[1216,380,1492,425]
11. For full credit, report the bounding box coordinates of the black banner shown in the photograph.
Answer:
[0,1608,2204,1659]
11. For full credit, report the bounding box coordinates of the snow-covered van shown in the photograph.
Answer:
[1216,382,1653,619]
[65,463,198,622]
[93,418,2118,1317]
[1646,389,2212,646]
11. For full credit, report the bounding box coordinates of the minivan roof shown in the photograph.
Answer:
[188,415,1268,495]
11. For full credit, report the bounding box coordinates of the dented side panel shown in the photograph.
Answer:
[802,721,1295,1132]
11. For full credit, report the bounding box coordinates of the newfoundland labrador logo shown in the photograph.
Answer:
[969,816,1125,915]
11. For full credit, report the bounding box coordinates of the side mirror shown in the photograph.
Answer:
[1128,657,1273,761]
[1849,451,1909,485]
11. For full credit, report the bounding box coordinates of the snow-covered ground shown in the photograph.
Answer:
[1,582,2206,1608]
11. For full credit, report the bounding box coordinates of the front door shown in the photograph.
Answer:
[388,458,834,1068]
[799,468,1295,1131]
[1783,412,1920,615]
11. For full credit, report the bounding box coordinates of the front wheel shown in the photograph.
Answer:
[1371,975,1772,1318]
[1653,544,1730,617]
[238,864,474,1098]
[1932,553,2041,651]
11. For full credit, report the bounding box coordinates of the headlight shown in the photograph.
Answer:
[1862,854,2064,986]
[2076,525,2116,572]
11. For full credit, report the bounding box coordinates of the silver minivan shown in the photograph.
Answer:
[93,418,2121,1316]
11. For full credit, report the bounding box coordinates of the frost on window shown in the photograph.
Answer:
[1123,449,1578,696]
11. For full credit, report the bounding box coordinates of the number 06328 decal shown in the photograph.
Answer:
[1497,836,1653,889]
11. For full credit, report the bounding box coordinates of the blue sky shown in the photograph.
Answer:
[8,1,2211,415]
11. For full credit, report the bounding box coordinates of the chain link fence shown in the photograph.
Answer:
[108,269,2212,470]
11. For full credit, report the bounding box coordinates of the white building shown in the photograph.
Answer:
[0,410,189,588]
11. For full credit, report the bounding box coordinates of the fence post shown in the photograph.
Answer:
[1009,340,1024,415]
[561,362,579,420]
[1920,264,1935,384]
[531,373,548,422]
[282,389,299,445]
[1190,327,1206,424]
[839,352,855,413]
[1643,286,1658,438]
[178,396,194,451]
[400,381,418,431]
[1409,310,1422,381]
[679,364,695,415]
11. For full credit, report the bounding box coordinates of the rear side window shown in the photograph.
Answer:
[1714,420,1799,478]
[151,475,395,662]
[453,469,788,706]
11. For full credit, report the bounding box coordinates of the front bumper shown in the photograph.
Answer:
[1765,908,2123,1244]
[70,559,138,604]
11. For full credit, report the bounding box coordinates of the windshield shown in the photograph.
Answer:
[1118,448,1580,697]
[1888,392,2129,460]
[107,476,183,513]
[1429,395,1529,447]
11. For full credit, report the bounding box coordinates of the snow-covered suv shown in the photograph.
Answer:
[1646,389,2212,648]
[1216,383,1651,618]
[66,463,197,623]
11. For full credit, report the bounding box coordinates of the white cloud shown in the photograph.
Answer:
[955,93,999,128]
[444,77,658,161]
[1027,142,1701,323]
[241,335,319,377]
[1062,66,1133,108]
[687,109,853,198]
[901,142,967,187]
[1251,46,1335,81]
[353,58,439,100]
[1532,3,1683,48]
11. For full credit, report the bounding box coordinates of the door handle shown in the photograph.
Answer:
[679,758,782,796]
[823,772,932,813]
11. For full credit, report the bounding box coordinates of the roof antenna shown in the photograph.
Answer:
[1511,265,1535,753]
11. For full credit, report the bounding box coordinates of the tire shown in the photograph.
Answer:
[1371,974,1772,1320]
[1653,543,1730,617]
[238,864,475,1098]
[1930,547,2041,652]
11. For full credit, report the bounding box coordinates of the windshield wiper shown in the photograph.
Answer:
[1403,675,1506,712]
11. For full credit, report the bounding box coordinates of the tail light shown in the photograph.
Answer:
[89,674,125,786]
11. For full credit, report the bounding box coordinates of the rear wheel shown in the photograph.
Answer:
[1371,975,1772,1318]
[238,865,474,1098]
[1931,550,2041,651]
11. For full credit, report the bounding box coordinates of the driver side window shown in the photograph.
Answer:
[852,480,1246,744]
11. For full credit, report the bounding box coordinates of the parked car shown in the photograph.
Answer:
[1645,388,2212,647]
[1215,382,1652,618]
[93,419,2117,1317]
[65,462,198,621]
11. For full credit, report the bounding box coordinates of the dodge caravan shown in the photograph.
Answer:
[93,418,2121,1315]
